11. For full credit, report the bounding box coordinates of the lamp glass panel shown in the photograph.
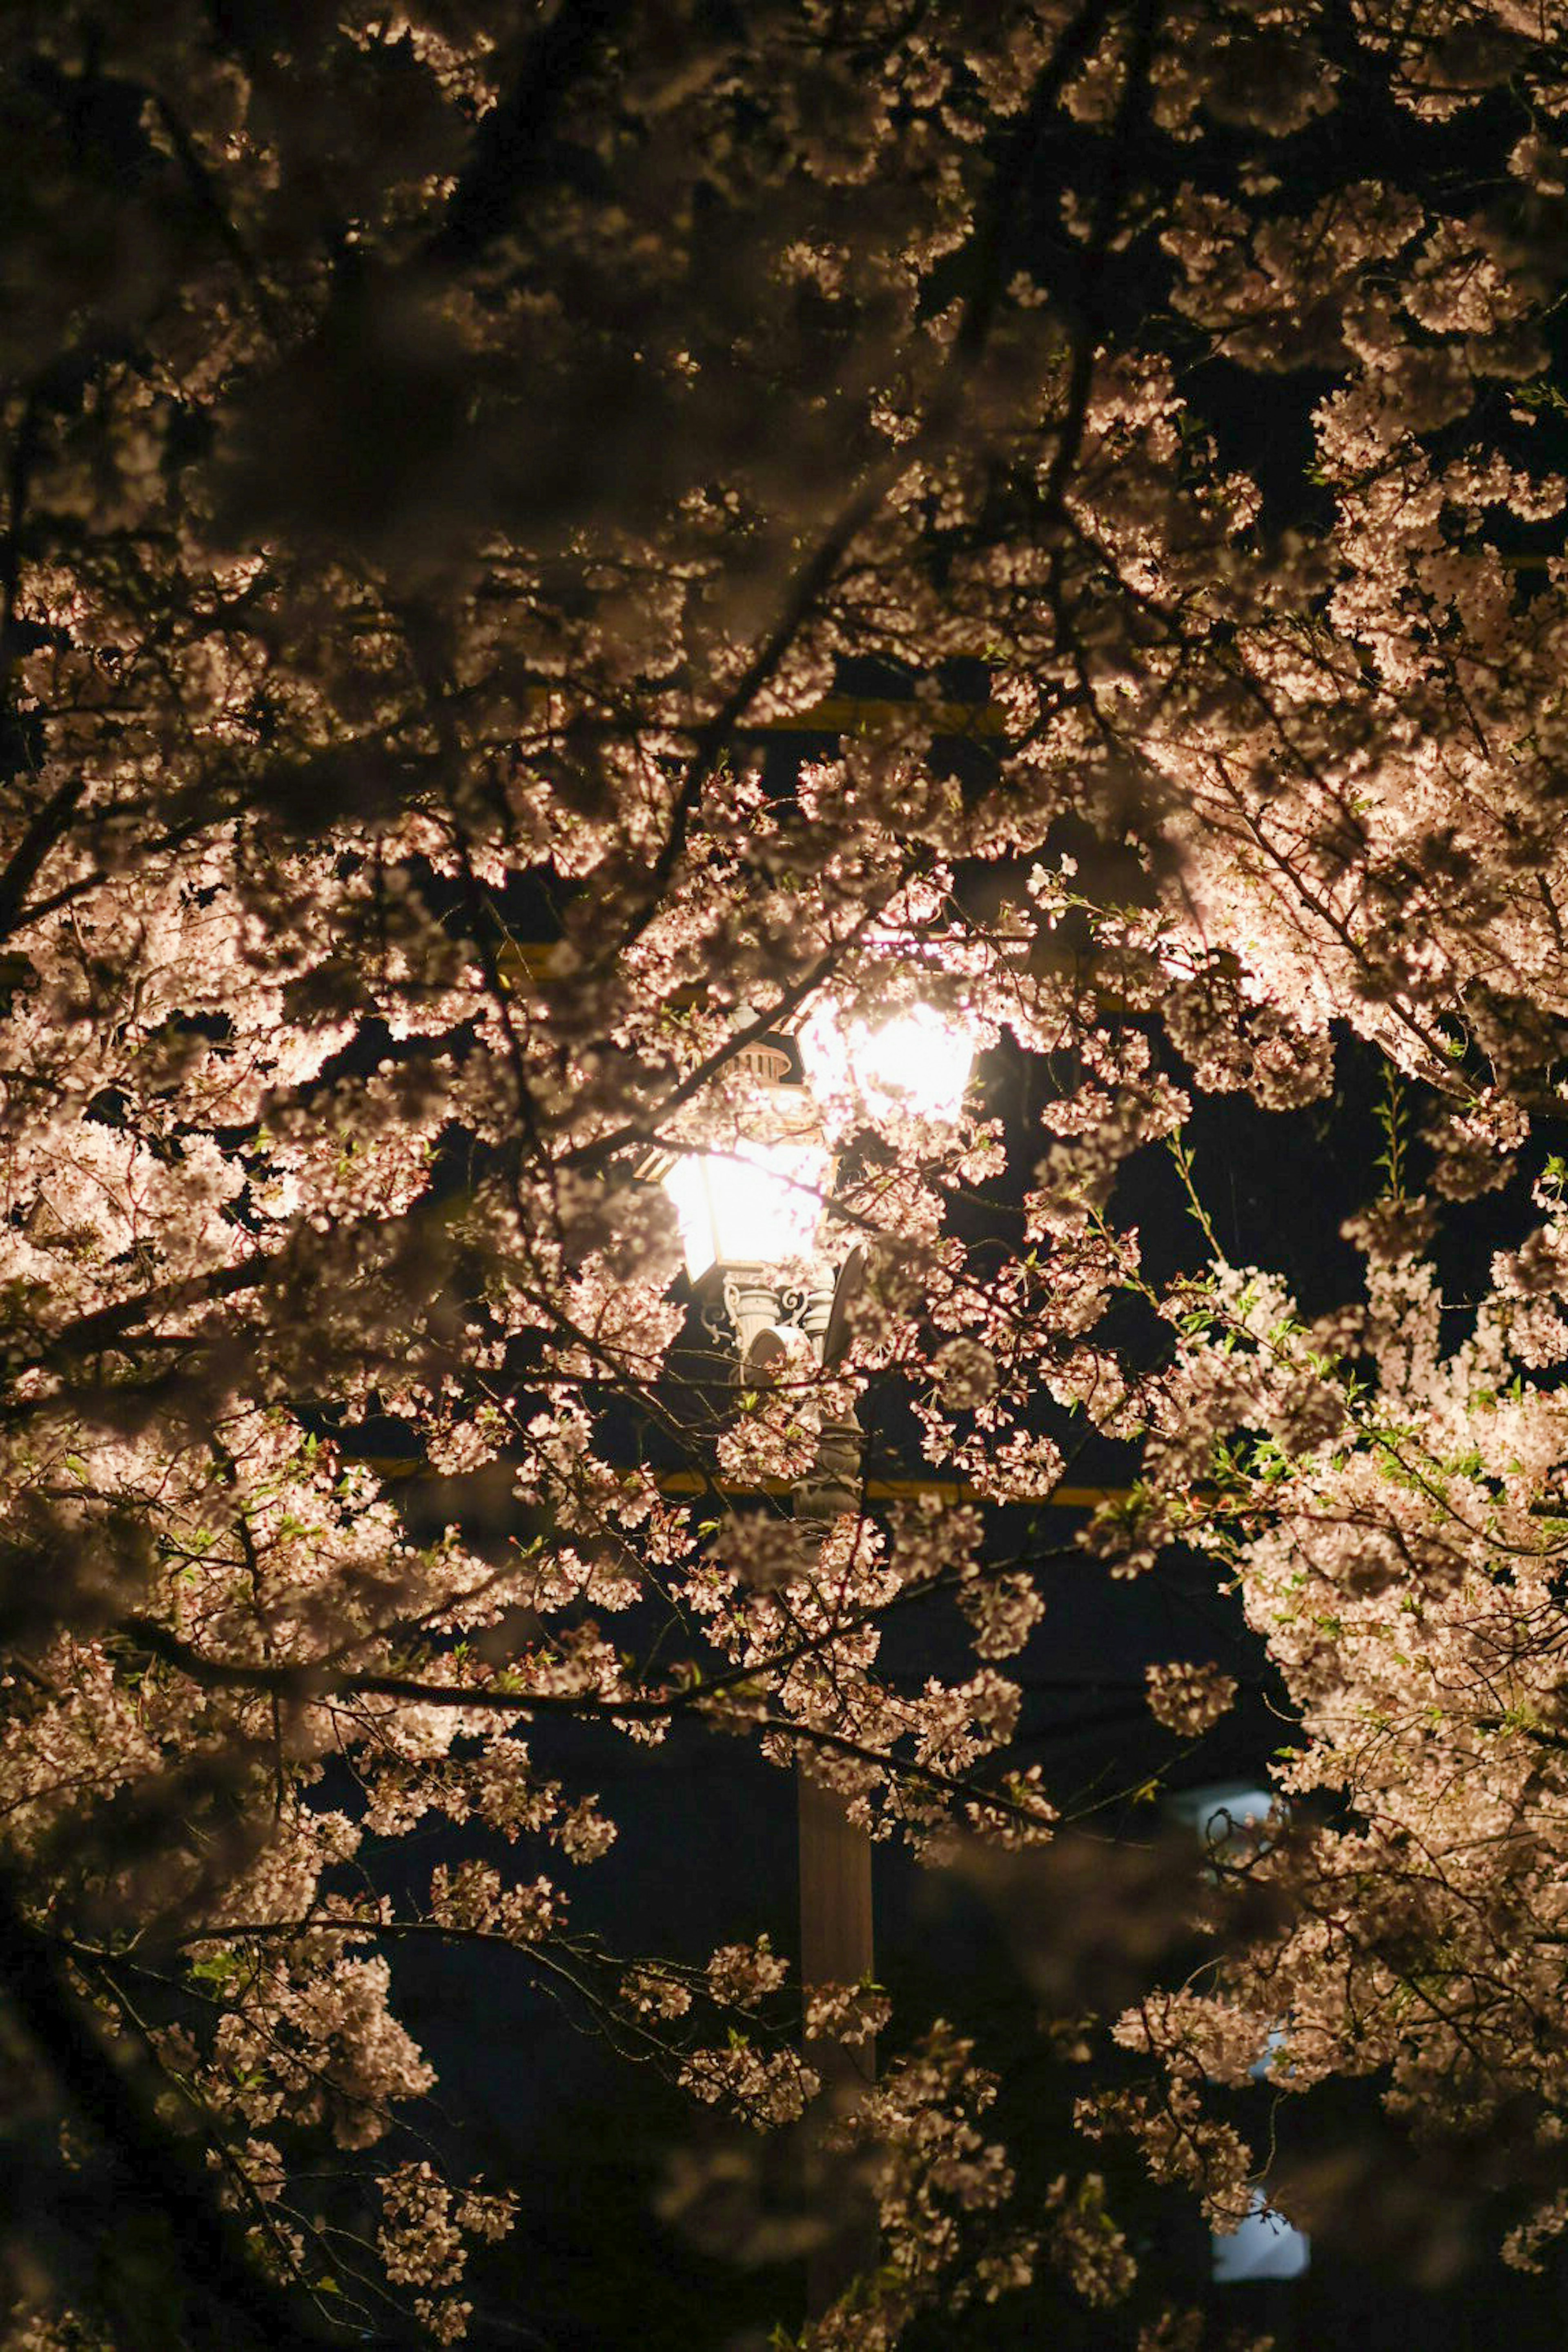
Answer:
[663,1140,829,1280]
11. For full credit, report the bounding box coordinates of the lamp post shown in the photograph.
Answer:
[656,1000,975,2307]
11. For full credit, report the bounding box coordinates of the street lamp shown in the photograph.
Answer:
[657,1000,978,1497]
[661,1100,837,1393]
[656,996,975,2310]
[656,1002,976,1989]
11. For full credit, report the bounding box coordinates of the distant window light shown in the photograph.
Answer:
[1166,1780,1277,1855]
[1171,1768,1278,1862]
[1213,2189,1310,2284]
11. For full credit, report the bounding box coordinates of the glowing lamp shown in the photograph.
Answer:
[662,1138,831,1282]
[849,1004,974,1121]
[799,999,976,1128]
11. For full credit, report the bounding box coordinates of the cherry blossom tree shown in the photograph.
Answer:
[5,1,1568,2345]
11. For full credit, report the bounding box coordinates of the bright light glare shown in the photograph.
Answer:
[846,1005,974,1123]
[662,1140,829,1280]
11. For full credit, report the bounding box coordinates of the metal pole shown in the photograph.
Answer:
[793,1255,878,2314]
[797,1765,878,2315]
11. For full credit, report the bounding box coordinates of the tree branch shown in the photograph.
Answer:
[0,1867,386,2348]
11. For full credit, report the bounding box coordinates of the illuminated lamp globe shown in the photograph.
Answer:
[662,1138,832,1283]
[800,1000,976,1127]
[656,1033,831,1282]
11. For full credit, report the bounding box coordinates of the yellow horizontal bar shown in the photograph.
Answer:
[359,1457,1126,1509]
[496,940,566,979]
[650,1472,1124,1508]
